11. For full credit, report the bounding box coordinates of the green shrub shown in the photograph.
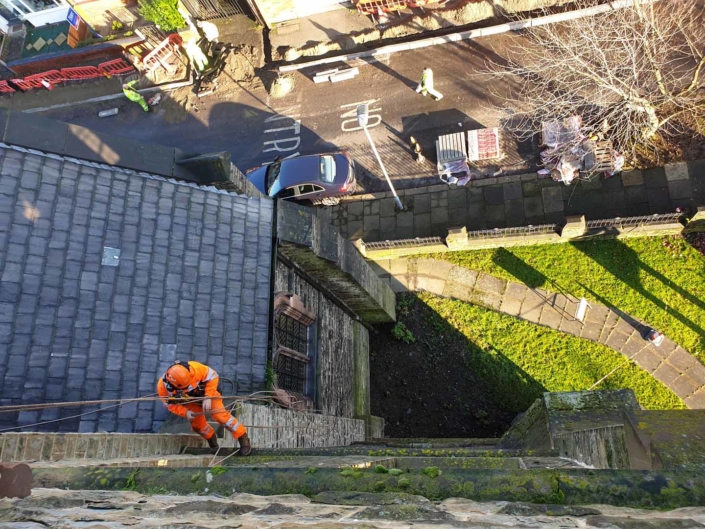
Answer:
[374,465,389,474]
[422,466,441,478]
[373,480,386,491]
[138,0,184,31]
[392,322,415,344]
[111,20,124,31]
[388,468,404,476]
[397,477,411,488]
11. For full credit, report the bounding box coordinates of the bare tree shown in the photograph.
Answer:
[493,0,705,158]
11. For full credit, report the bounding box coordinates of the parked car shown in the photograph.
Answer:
[246,152,356,205]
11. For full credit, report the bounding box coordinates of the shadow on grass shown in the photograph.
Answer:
[370,293,544,438]
[491,247,546,288]
[572,239,705,349]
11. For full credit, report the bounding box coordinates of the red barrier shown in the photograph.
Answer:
[0,81,15,93]
[9,79,40,91]
[98,58,134,76]
[59,66,102,80]
[0,56,135,96]
[25,70,65,86]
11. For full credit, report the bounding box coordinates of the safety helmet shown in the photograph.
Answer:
[164,362,191,391]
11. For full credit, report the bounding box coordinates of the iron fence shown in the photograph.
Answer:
[467,224,558,240]
[180,0,249,20]
[586,212,684,229]
[363,236,445,251]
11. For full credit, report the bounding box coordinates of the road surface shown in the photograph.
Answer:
[42,34,533,193]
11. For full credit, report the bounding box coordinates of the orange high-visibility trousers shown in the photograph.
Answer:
[182,398,247,440]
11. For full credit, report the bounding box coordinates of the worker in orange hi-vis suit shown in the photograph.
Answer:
[157,361,251,455]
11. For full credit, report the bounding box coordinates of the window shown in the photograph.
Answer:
[277,187,296,199]
[276,313,307,354]
[319,155,336,182]
[274,313,309,393]
[265,163,281,193]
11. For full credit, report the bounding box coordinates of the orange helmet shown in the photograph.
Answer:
[164,362,191,391]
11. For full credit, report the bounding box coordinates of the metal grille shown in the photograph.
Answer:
[274,353,307,393]
[180,0,248,20]
[276,314,307,354]
[586,212,684,229]
[274,314,308,394]
[467,224,558,239]
[364,236,444,250]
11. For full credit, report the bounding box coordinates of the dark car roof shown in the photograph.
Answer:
[276,155,321,188]
[267,153,351,197]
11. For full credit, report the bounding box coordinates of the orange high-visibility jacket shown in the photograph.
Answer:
[156,361,219,418]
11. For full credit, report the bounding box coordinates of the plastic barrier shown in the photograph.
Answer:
[25,70,65,86]
[9,79,39,91]
[59,65,102,80]
[0,57,135,95]
[0,81,16,93]
[98,58,134,76]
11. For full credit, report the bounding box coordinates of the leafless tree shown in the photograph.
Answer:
[492,0,705,158]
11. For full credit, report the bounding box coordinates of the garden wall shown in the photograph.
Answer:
[359,207,705,260]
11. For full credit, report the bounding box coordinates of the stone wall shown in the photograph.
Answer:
[275,259,360,419]
[277,200,396,323]
[219,403,366,448]
[0,432,203,463]
[360,211,700,260]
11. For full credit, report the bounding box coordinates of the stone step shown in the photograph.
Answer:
[357,438,501,448]
[32,465,705,508]
[392,456,584,470]
[28,454,219,469]
[186,446,555,458]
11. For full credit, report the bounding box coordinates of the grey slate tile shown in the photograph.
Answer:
[0,147,272,433]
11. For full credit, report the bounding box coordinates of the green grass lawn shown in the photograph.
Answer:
[434,236,705,361]
[414,292,684,412]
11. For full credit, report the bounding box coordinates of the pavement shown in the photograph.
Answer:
[328,161,705,242]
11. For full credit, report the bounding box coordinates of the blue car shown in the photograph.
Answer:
[246,152,356,205]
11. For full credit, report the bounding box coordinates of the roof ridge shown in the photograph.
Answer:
[0,143,251,200]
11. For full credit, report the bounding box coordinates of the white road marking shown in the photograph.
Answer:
[262,106,302,155]
[340,99,382,132]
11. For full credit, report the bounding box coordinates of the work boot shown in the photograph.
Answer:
[238,433,252,456]
[206,435,219,454]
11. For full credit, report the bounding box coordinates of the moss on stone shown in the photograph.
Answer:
[31,467,705,509]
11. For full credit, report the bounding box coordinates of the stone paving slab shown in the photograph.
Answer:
[332,161,702,243]
[377,257,705,409]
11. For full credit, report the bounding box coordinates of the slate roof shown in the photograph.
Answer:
[0,145,273,433]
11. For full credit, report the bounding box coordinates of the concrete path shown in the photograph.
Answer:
[331,161,705,242]
[373,257,705,409]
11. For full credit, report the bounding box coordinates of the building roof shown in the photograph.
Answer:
[0,145,273,433]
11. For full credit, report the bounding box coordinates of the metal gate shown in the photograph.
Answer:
[181,0,249,20]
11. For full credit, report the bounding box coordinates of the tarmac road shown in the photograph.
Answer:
[42,34,527,193]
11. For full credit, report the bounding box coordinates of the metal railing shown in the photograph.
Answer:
[180,0,249,20]
[467,224,558,240]
[586,212,684,229]
[363,236,444,251]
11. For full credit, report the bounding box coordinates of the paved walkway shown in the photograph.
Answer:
[331,160,705,242]
[372,258,705,409]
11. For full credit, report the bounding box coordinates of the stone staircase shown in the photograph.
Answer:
[25,390,705,507]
